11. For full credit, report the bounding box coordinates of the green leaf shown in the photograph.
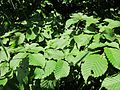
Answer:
[26,29,37,41]
[29,53,46,68]
[0,78,7,86]
[93,34,101,43]
[16,59,29,84]
[54,60,70,79]
[88,43,105,49]
[70,44,79,55]
[37,35,44,42]
[74,34,92,47]
[65,51,88,65]
[34,68,44,79]
[47,36,70,49]
[40,80,56,90]
[25,43,44,53]
[104,48,120,69]
[2,38,9,44]
[15,32,25,45]
[81,54,108,82]
[65,19,79,29]
[82,15,99,27]
[65,13,82,28]
[103,28,115,41]
[105,42,119,48]
[101,74,120,90]
[104,19,120,29]
[0,62,9,77]
[42,26,52,39]
[45,49,64,60]
[0,47,9,62]
[10,53,27,70]
[43,61,56,78]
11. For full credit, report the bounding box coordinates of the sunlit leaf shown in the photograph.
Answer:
[43,61,56,78]
[45,49,64,60]
[34,68,44,79]
[81,54,108,82]
[10,53,27,70]
[0,78,7,86]
[54,60,70,79]
[101,74,120,90]
[29,53,46,68]
[0,62,9,77]
[74,34,92,47]
[104,48,120,69]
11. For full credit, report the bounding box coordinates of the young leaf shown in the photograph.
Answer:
[104,48,120,69]
[54,60,70,79]
[81,54,108,82]
[29,53,46,68]
[101,74,120,90]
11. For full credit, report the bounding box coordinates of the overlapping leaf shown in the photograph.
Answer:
[74,34,92,47]
[10,53,27,70]
[54,60,70,79]
[28,53,46,68]
[104,48,120,69]
[34,68,44,79]
[101,74,120,90]
[81,54,108,82]
[43,61,56,78]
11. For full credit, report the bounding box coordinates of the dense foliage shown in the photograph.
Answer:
[0,0,120,90]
